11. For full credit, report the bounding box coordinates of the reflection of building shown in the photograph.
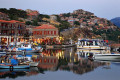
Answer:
[0,20,26,44]
[59,58,109,75]
[33,56,58,70]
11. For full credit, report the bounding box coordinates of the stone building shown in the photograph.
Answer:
[0,20,26,44]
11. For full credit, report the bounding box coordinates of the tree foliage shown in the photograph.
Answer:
[25,21,32,25]
[0,8,28,20]
[57,21,71,31]
[74,21,80,25]
[93,29,120,42]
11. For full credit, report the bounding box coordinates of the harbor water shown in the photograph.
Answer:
[0,47,120,80]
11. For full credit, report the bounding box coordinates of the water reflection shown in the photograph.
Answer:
[0,48,115,79]
[0,69,29,78]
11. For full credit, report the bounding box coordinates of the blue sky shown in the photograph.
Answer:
[0,0,120,20]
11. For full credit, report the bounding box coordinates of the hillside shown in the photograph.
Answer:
[0,8,120,42]
[58,9,120,42]
[0,8,27,20]
[111,17,120,28]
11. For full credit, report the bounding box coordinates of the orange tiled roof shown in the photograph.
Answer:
[34,24,57,29]
[27,11,39,16]
[0,20,25,23]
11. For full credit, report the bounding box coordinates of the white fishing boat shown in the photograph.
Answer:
[9,43,43,53]
[76,39,110,50]
[94,53,120,61]
[29,62,39,67]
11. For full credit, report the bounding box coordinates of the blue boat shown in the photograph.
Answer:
[17,43,43,53]
[0,68,30,72]
[0,64,30,69]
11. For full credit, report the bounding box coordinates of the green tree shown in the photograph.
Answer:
[32,20,39,26]
[74,21,80,25]
[26,21,32,25]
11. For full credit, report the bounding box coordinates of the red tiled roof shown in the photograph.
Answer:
[27,11,39,16]
[34,24,57,29]
[0,20,25,23]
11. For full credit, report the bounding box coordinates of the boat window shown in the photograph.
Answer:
[95,41,98,45]
[25,45,28,47]
[87,41,93,46]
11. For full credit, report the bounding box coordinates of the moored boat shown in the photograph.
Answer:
[29,62,39,67]
[8,43,43,53]
[0,64,30,69]
[76,39,110,50]
[94,54,120,61]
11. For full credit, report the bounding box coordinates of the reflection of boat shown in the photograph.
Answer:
[77,49,111,54]
[0,64,30,69]
[0,68,30,72]
[76,49,111,59]
[76,39,110,50]
[94,54,120,61]
[0,50,6,55]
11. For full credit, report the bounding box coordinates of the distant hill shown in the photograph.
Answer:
[111,17,120,28]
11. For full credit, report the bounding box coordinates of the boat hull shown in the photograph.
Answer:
[77,45,110,50]
[94,54,120,61]
[29,62,39,67]
[0,65,30,69]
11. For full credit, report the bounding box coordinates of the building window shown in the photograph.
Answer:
[33,31,36,35]
[51,31,53,35]
[48,31,49,35]
[40,31,42,35]
[37,31,39,35]
[44,31,47,35]
[54,31,56,35]
[44,31,45,35]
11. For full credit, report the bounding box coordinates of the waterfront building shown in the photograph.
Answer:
[32,24,59,44]
[0,20,26,45]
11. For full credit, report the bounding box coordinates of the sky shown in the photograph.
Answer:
[0,0,120,20]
